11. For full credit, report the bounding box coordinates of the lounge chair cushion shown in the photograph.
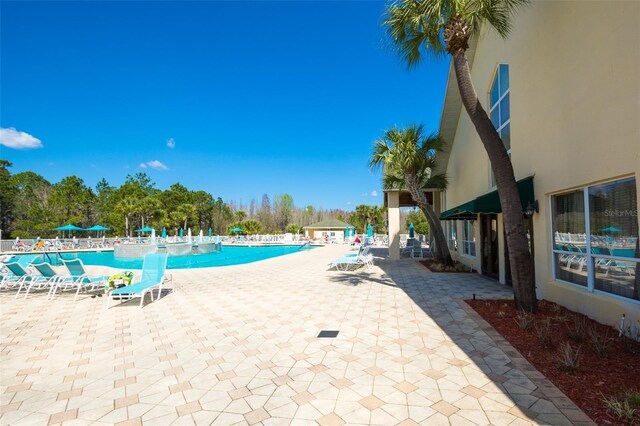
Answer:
[111,280,159,295]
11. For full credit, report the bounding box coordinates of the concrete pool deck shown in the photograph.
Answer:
[0,245,593,425]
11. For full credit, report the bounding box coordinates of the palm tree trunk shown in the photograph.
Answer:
[452,52,537,313]
[125,216,129,237]
[405,172,454,266]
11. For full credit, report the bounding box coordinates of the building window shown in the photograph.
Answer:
[462,220,476,256]
[447,221,458,252]
[489,64,510,187]
[552,177,638,301]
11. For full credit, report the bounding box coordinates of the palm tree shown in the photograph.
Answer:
[370,125,453,266]
[116,196,138,236]
[383,0,537,312]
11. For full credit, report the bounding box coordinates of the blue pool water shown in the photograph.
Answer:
[22,245,315,270]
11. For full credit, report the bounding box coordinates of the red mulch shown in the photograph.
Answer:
[420,258,476,273]
[466,299,640,425]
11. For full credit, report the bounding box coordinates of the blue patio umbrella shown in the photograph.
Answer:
[345,226,350,237]
[208,227,212,237]
[135,226,155,233]
[367,224,373,237]
[230,227,243,235]
[600,226,623,233]
[161,227,167,238]
[53,224,85,238]
[53,224,85,232]
[85,225,111,232]
[85,225,111,237]
[179,228,184,237]
[409,223,415,238]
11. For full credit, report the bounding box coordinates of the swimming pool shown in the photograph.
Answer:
[21,245,316,270]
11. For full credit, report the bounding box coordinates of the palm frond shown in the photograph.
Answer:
[383,0,447,67]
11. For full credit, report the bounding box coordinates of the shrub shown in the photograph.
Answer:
[623,390,640,408]
[514,312,534,330]
[602,394,636,423]
[535,318,554,349]
[555,342,581,373]
[567,315,588,343]
[590,327,613,358]
[621,321,640,354]
[497,310,506,318]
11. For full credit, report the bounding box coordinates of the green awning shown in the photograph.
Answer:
[440,176,535,220]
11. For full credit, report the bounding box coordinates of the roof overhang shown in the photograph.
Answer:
[303,226,350,229]
[383,189,437,208]
[440,176,535,220]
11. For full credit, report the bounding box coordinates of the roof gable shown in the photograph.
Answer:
[303,218,351,229]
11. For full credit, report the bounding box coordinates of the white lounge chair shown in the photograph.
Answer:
[55,259,108,301]
[329,246,374,271]
[106,253,169,308]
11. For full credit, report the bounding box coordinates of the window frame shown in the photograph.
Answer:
[461,219,476,257]
[447,221,458,252]
[550,176,639,304]
[489,63,511,188]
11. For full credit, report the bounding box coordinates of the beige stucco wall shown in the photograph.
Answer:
[443,1,640,325]
[388,192,401,260]
[305,229,345,241]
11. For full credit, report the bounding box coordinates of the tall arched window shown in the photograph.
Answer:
[489,64,510,187]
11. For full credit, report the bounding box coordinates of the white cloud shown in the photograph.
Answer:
[139,160,169,171]
[346,201,352,205]
[371,190,378,197]
[167,138,175,148]
[0,127,43,149]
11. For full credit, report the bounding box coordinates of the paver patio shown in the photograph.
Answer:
[0,245,593,425]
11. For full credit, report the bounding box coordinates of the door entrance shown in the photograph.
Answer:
[480,214,499,279]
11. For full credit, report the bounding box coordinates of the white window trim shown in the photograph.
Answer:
[489,63,511,188]
[447,221,458,252]
[462,220,476,257]
[549,177,640,304]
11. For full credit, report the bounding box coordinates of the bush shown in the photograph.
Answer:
[602,394,636,423]
[590,327,613,358]
[567,315,588,343]
[535,318,554,349]
[555,342,581,373]
[514,311,534,330]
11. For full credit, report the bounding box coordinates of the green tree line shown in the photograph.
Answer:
[0,160,387,238]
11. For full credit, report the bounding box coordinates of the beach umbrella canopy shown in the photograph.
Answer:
[53,224,85,232]
[208,227,212,237]
[230,227,243,235]
[135,226,155,233]
[161,227,167,238]
[409,223,415,238]
[367,224,373,237]
[85,225,111,231]
[600,226,623,233]
[179,228,184,237]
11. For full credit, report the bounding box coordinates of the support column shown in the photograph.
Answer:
[388,192,400,260]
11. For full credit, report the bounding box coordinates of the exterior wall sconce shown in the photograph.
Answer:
[525,200,539,217]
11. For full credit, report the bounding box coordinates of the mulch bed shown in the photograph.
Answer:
[466,299,640,425]
[420,258,476,273]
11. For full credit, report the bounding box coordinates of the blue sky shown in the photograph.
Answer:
[0,1,449,210]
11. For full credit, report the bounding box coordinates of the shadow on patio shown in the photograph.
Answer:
[326,247,593,426]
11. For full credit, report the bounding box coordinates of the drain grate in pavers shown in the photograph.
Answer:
[317,330,339,338]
